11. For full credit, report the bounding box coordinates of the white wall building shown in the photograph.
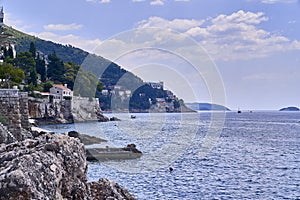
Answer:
[50,84,73,101]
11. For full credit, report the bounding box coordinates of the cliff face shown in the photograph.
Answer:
[0,132,136,200]
[28,96,109,124]
[28,98,73,124]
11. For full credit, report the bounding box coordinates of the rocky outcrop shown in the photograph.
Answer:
[0,132,136,200]
[72,97,109,123]
[28,96,109,125]
[28,98,74,124]
[89,178,135,200]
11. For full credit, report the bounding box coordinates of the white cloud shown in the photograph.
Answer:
[135,10,300,61]
[30,32,102,53]
[85,0,111,3]
[261,0,297,3]
[132,0,146,2]
[138,17,205,31]
[150,0,165,6]
[43,23,83,31]
[211,10,268,25]
[246,0,297,3]
[100,0,111,3]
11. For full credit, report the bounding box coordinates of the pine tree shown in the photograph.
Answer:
[47,52,65,83]
[35,53,46,82]
[29,42,36,58]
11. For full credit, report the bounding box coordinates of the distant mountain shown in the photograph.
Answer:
[279,106,299,111]
[185,103,230,111]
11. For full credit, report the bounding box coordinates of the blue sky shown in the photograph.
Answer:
[1,0,300,110]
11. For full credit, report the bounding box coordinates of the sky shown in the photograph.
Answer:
[1,0,300,110]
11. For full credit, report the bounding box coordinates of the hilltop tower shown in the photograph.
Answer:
[0,6,3,27]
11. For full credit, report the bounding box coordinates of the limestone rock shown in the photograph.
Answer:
[0,133,88,200]
[0,132,136,200]
[89,178,136,200]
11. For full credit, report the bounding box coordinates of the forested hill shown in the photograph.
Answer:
[4,25,144,91]
[2,25,186,112]
[5,25,88,64]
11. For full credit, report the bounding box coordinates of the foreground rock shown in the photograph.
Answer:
[89,178,135,200]
[0,132,136,200]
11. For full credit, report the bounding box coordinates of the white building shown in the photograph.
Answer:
[101,89,109,96]
[148,81,164,90]
[50,84,73,101]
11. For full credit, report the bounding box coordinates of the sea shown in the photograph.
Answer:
[41,111,300,200]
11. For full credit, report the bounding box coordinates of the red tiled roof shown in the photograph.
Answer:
[53,84,71,91]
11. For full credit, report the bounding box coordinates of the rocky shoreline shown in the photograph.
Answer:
[0,128,136,199]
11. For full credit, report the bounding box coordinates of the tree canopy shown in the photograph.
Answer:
[0,62,25,88]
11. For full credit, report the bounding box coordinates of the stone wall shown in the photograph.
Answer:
[0,122,15,144]
[0,89,30,141]
[0,89,23,141]
[19,92,30,130]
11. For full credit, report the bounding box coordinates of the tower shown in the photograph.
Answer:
[0,6,4,27]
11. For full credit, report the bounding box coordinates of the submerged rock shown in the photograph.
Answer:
[109,117,121,121]
[0,132,136,200]
[68,131,107,145]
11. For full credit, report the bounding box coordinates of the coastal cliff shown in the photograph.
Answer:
[28,96,109,124]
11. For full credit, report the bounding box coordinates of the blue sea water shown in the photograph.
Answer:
[42,111,300,199]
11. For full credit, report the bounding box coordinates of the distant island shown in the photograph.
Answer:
[279,106,300,111]
[185,103,231,111]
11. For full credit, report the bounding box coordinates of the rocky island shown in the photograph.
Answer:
[279,106,300,111]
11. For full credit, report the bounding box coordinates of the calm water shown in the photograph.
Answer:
[42,111,300,199]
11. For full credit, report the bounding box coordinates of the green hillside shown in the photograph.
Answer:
[4,25,87,64]
[2,25,184,112]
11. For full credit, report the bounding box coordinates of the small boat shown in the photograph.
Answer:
[237,109,242,113]
[130,115,136,119]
